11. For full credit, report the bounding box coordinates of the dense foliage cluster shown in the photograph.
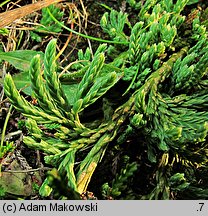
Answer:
[3,0,208,199]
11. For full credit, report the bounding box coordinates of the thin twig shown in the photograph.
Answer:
[56,22,74,60]
[4,167,52,173]
[0,130,22,142]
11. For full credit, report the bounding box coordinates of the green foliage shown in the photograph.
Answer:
[201,8,208,29]
[0,50,44,94]
[169,173,190,192]
[3,0,208,199]
[100,10,129,43]
[40,168,81,199]
[0,141,15,159]
[0,28,9,36]
[171,39,208,92]
[4,38,121,195]
[39,5,64,33]
[187,0,199,5]
[0,105,16,173]
[126,0,142,10]
[31,4,64,42]
[17,120,26,130]
[0,50,44,71]
[0,185,6,198]
[102,162,137,199]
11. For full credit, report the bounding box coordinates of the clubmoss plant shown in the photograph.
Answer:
[4,0,208,199]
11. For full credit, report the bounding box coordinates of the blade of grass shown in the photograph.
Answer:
[0,0,11,7]
[0,105,13,174]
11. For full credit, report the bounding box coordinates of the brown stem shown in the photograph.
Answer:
[0,0,66,28]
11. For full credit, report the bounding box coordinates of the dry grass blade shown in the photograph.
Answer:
[0,0,65,28]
